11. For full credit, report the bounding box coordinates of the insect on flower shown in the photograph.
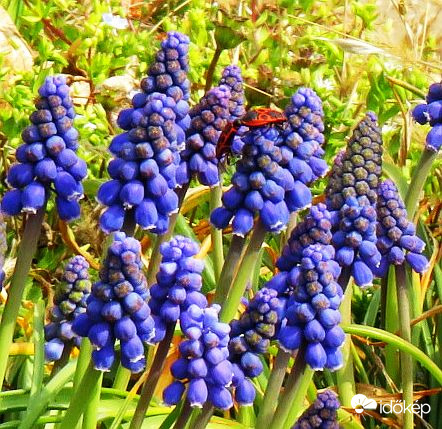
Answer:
[216,108,287,160]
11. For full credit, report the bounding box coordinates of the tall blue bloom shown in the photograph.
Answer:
[99,32,191,235]
[1,76,86,221]
[44,256,91,361]
[72,233,155,373]
[211,88,327,236]
[177,86,231,187]
[412,82,442,152]
[163,304,234,410]
[282,87,328,211]
[229,288,284,405]
[375,180,429,275]
[0,215,7,289]
[292,390,340,429]
[149,235,207,343]
[325,112,383,287]
[278,243,344,371]
[218,65,246,120]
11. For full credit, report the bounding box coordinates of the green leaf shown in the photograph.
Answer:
[382,160,408,200]
[214,25,245,50]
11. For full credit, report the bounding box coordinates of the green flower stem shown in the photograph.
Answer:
[404,148,437,219]
[209,183,224,282]
[130,323,176,429]
[395,265,413,429]
[83,371,103,429]
[238,405,255,427]
[17,359,76,429]
[112,364,131,391]
[173,400,192,429]
[336,278,356,407]
[192,403,213,429]
[204,47,222,92]
[72,338,92,391]
[350,340,369,384]
[385,267,399,385]
[220,221,267,323]
[269,344,313,429]
[255,350,290,429]
[146,185,189,286]
[59,363,102,429]
[343,324,442,384]
[0,206,45,390]
[213,234,246,303]
[29,300,45,401]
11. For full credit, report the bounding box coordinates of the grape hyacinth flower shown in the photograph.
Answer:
[412,81,442,152]
[72,233,155,373]
[282,87,328,204]
[98,92,182,234]
[218,65,246,120]
[163,304,234,410]
[375,180,429,275]
[44,256,91,361]
[229,288,284,405]
[1,76,86,221]
[149,235,207,342]
[0,214,6,289]
[278,243,344,371]
[292,390,340,429]
[326,112,383,287]
[176,86,231,187]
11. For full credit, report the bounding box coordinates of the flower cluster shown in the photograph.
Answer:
[163,304,234,410]
[177,86,231,187]
[292,390,340,429]
[1,76,86,221]
[278,243,344,371]
[218,65,246,120]
[375,180,428,275]
[267,203,333,309]
[282,87,328,200]
[326,112,383,287]
[72,233,155,373]
[211,126,291,235]
[149,235,207,342]
[0,214,7,289]
[211,88,327,236]
[44,256,91,361]
[98,92,182,234]
[229,288,284,405]
[99,32,191,235]
[412,82,442,152]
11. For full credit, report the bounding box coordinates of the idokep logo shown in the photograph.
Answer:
[351,394,431,418]
[351,394,377,414]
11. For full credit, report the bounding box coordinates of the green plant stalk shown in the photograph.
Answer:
[404,148,437,219]
[209,183,224,282]
[0,207,45,390]
[204,47,222,92]
[192,402,213,429]
[336,280,356,407]
[83,371,103,429]
[112,364,131,391]
[17,360,76,429]
[238,405,255,427]
[342,324,442,384]
[350,340,369,385]
[385,267,399,385]
[130,323,176,429]
[395,265,413,429]
[269,344,313,429]
[146,185,189,286]
[173,400,192,429]
[29,300,45,400]
[72,338,92,391]
[255,350,290,428]
[58,363,102,429]
[220,221,267,322]
[213,234,246,303]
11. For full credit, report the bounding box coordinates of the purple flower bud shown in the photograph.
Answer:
[21,181,46,213]
[305,342,327,370]
[92,345,115,371]
[163,381,185,405]
[188,378,208,408]
[208,385,233,410]
[235,378,256,406]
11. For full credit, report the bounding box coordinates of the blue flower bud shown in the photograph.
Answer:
[92,345,115,371]
[305,342,327,370]
[163,381,185,405]
[208,385,233,410]
[188,378,208,408]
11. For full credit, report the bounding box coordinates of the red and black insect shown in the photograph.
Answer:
[216,108,286,160]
